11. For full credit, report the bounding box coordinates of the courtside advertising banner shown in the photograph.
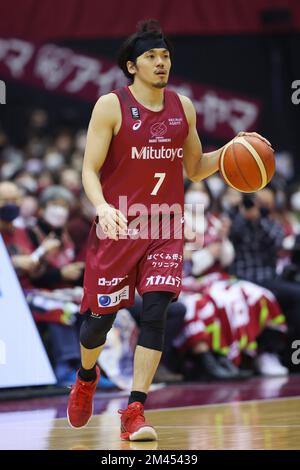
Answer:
[0,235,56,387]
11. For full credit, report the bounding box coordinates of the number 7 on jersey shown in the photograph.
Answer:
[151,172,166,196]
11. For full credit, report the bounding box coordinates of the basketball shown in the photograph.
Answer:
[219,135,275,193]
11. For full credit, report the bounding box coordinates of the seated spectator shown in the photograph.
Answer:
[177,181,288,379]
[289,184,300,235]
[220,187,242,220]
[229,189,300,371]
[184,180,234,278]
[0,181,39,288]
[15,194,39,229]
[25,186,85,383]
[26,185,84,289]
[67,193,96,261]
[59,168,82,197]
[14,170,39,196]
[229,189,284,284]
[0,182,82,385]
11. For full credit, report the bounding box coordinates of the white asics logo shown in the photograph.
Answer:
[132,120,142,131]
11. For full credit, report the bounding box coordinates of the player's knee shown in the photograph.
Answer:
[137,331,165,351]
[80,312,117,349]
[138,304,168,352]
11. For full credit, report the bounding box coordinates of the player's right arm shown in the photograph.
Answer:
[82,94,127,240]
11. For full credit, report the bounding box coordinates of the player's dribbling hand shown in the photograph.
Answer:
[96,202,127,240]
[236,131,274,151]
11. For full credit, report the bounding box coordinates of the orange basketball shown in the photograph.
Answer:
[219,136,275,193]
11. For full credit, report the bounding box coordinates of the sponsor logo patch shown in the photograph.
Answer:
[97,286,129,308]
[145,275,181,287]
[98,276,128,287]
[130,107,140,119]
[131,146,183,161]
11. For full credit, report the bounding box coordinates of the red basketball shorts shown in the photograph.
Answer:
[80,215,184,315]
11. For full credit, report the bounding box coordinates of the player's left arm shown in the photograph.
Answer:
[179,95,272,182]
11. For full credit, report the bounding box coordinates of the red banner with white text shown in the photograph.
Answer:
[0,38,261,140]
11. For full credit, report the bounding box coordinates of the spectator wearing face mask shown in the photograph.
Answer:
[206,174,225,214]
[289,185,300,235]
[25,186,84,384]
[26,186,84,288]
[220,187,242,220]
[14,170,39,195]
[229,189,284,283]
[14,195,39,229]
[181,181,243,380]
[0,181,59,284]
[67,193,96,261]
[180,182,288,379]
[43,149,65,173]
[0,181,80,384]
[0,181,38,287]
[229,188,300,372]
[266,186,296,274]
[184,180,234,278]
[59,168,82,197]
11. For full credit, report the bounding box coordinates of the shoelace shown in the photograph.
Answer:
[71,380,94,411]
[118,405,145,422]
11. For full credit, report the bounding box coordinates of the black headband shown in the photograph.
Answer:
[131,36,169,62]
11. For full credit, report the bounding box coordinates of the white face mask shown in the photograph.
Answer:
[44,152,64,171]
[291,192,300,212]
[207,175,224,199]
[43,205,69,228]
[185,191,210,210]
[221,198,231,212]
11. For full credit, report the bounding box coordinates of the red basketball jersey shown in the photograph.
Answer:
[100,86,189,215]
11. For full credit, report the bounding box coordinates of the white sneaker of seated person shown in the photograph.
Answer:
[255,353,289,376]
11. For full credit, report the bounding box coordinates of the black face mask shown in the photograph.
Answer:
[0,203,20,222]
[260,206,270,218]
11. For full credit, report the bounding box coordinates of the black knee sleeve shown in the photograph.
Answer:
[80,311,117,349]
[138,291,174,351]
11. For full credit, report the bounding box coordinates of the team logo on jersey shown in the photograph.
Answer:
[130,107,140,119]
[97,286,129,308]
[132,120,142,131]
[150,121,167,138]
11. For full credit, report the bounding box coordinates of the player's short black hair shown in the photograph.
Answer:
[117,19,173,82]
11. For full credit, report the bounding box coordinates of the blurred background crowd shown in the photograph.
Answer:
[1,106,300,388]
[1,0,300,392]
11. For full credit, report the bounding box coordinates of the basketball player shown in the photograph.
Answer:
[67,19,272,441]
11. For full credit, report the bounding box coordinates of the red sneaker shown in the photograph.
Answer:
[118,402,158,441]
[67,366,100,428]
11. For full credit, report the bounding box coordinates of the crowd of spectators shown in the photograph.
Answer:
[1,108,300,388]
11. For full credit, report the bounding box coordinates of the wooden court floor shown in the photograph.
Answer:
[1,396,300,450]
